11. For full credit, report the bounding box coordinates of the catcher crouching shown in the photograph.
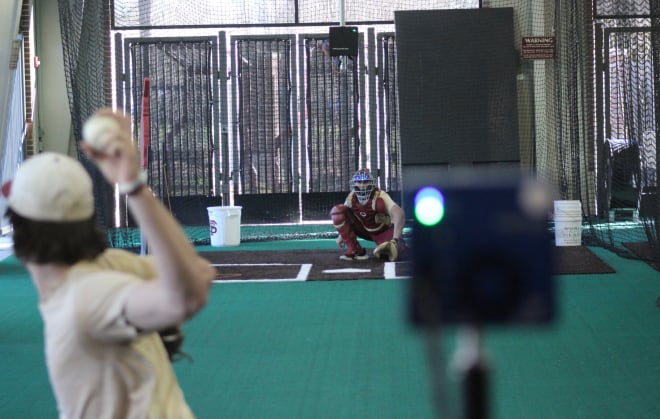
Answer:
[330,168,407,261]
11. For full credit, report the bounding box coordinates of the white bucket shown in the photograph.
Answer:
[207,206,242,247]
[553,200,582,246]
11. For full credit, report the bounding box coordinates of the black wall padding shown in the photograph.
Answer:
[395,8,520,165]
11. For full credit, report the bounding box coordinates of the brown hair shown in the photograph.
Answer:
[6,208,108,265]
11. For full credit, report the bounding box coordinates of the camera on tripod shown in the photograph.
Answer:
[404,167,556,327]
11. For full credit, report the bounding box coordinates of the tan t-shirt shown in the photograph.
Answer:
[38,249,195,419]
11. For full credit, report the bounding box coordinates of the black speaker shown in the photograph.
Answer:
[329,26,358,56]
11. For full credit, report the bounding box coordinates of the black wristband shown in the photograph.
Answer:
[118,170,148,195]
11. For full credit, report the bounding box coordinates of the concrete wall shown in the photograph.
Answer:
[34,0,71,155]
[1,0,71,157]
[0,0,23,152]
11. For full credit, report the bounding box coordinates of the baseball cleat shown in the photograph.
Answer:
[340,247,369,260]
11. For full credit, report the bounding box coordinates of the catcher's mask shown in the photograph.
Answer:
[351,169,375,205]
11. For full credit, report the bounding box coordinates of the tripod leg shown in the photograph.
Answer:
[452,327,489,419]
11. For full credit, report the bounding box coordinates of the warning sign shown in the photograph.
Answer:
[521,36,555,60]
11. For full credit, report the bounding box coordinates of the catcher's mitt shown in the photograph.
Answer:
[373,238,406,261]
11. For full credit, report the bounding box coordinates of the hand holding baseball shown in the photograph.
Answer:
[82,108,141,186]
[83,115,121,152]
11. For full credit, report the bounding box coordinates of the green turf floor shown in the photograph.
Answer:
[1,241,659,418]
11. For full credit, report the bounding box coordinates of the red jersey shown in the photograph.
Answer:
[345,189,396,234]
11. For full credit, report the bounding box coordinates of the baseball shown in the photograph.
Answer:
[82,115,122,151]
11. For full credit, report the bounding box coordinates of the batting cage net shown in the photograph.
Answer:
[111,0,470,28]
[50,0,658,270]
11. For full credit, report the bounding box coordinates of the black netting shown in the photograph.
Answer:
[603,29,656,229]
[304,35,359,192]
[113,0,476,28]
[128,40,215,200]
[380,33,402,193]
[58,0,115,229]
[235,37,295,195]
[595,0,651,18]
[588,17,659,256]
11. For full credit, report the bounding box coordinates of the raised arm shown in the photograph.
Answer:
[82,109,216,332]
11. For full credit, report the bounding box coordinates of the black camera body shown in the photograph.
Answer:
[405,168,556,327]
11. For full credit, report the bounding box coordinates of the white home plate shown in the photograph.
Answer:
[322,268,372,274]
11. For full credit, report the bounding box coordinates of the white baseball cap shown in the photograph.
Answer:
[2,152,95,222]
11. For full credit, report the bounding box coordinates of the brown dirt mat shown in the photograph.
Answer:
[202,246,614,282]
[204,249,408,281]
[552,246,615,275]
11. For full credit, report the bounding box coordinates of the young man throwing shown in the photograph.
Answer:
[2,109,216,418]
